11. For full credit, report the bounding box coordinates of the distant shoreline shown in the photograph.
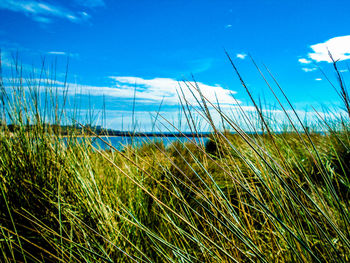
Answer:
[61,132,212,138]
[2,124,212,138]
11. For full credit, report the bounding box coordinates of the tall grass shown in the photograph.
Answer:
[0,52,349,262]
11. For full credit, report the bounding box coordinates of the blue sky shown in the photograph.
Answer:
[1,0,350,130]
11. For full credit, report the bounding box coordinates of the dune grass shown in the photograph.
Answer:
[0,54,349,262]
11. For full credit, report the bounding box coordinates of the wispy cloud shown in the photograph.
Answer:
[236,53,247,60]
[225,24,232,29]
[298,58,312,64]
[47,51,66,55]
[0,0,90,23]
[47,51,79,58]
[0,51,14,68]
[307,35,350,62]
[301,67,317,72]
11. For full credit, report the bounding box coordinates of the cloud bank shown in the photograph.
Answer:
[108,76,238,106]
[38,76,238,107]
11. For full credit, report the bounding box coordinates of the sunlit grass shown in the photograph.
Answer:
[0,54,349,262]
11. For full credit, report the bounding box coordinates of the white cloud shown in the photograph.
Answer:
[236,53,247,60]
[0,0,90,23]
[3,74,239,107]
[302,67,317,72]
[298,58,312,64]
[308,35,350,62]
[225,24,232,29]
[2,74,338,132]
[107,76,238,106]
[315,78,322,81]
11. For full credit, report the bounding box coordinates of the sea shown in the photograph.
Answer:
[71,136,209,151]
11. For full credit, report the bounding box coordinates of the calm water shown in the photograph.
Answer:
[82,136,208,150]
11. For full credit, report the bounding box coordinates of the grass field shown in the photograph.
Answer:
[0,56,349,262]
